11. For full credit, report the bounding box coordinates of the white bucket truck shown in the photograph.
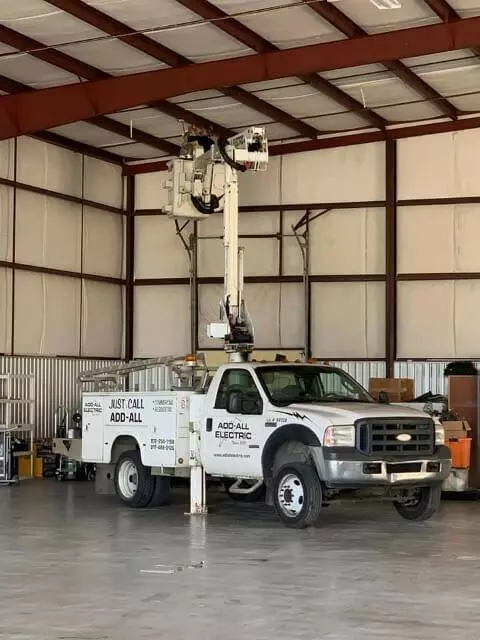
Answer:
[80,127,450,528]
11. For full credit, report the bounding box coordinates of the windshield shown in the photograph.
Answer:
[256,365,374,406]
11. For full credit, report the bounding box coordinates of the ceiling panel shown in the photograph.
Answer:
[106,142,168,159]
[451,93,480,111]
[241,78,303,93]
[213,0,344,48]
[48,121,131,147]
[375,102,440,122]
[333,73,423,109]
[0,0,101,44]
[450,0,480,17]
[402,50,475,68]
[0,46,76,88]
[417,62,480,101]
[307,111,370,132]
[250,82,354,118]
[338,0,439,33]
[322,64,389,81]
[88,0,250,62]
[60,39,168,76]
[110,108,182,139]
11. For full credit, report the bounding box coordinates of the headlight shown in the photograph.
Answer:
[323,425,355,447]
[435,424,445,445]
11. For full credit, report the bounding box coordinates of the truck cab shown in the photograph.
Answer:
[81,359,451,528]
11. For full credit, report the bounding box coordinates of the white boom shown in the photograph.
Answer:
[163,126,268,361]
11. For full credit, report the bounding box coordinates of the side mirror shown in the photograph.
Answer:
[227,390,243,414]
[378,390,390,404]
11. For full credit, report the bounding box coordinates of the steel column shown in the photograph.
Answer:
[125,175,135,361]
[385,140,397,378]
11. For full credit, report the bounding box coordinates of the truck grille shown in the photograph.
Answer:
[356,418,434,457]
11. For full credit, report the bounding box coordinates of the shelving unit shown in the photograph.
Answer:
[0,374,35,481]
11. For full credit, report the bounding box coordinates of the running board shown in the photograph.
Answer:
[228,479,264,495]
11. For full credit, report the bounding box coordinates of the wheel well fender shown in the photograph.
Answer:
[108,435,140,465]
[261,424,321,479]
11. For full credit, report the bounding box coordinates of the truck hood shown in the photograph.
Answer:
[274,402,430,426]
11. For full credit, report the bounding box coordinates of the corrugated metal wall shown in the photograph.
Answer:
[329,361,386,389]
[1,355,468,439]
[0,356,119,438]
[394,361,480,397]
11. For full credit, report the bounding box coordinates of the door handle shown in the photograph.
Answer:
[206,418,212,432]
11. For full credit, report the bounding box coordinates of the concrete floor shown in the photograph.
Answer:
[1,483,480,640]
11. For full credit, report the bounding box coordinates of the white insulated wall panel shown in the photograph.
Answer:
[0,185,14,262]
[311,282,385,358]
[280,143,385,204]
[198,282,304,350]
[135,216,191,279]
[82,281,123,358]
[0,268,12,353]
[398,204,480,274]
[398,280,480,359]
[198,211,279,277]
[0,139,15,180]
[310,208,385,275]
[135,171,169,210]
[83,207,124,278]
[14,271,81,356]
[134,143,386,218]
[134,285,190,357]
[398,130,480,199]
[237,156,281,206]
[83,157,123,208]
[14,191,82,272]
[283,211,305,276]
[16,137,83,197]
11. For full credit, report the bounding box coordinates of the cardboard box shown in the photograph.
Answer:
[368,377,415,402]
[442,420,471,441]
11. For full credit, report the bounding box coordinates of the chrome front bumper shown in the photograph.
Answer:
[316,446,451,488]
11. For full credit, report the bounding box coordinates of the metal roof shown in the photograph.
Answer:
[0,0,480,169]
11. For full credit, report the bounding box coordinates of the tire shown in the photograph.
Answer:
[273,462,323,528]
[224,479,265,503]
[114,450,155,508]
[393,484,442,522]
[147,475,171,507]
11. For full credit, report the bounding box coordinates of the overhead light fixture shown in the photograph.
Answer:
[326,0,401,6]
[369,0,402,8]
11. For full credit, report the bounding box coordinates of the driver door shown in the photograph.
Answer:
[202,368,265,478]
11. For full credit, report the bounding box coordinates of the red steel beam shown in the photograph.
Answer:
[0,25,179,155]
[0,73,122,164]
[123,114,480,175]
[0,23,221,149]
[2,16,480,140]
[423,0,480,56]
[45,0,316,138]
[175,0,385,129]
[305,0,458,120]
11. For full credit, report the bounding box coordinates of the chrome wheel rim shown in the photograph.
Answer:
[118,460,138,499]
[277,473,304,518]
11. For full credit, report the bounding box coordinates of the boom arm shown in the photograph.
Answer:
[163,126,268,361]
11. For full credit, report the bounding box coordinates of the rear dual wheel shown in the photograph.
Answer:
[114,450,170,508]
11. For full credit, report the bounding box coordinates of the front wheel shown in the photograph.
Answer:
[114,450,155,508]
[393,485,442,522]
[273,462,323,528]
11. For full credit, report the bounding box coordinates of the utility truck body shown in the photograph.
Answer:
[82,360,450,528]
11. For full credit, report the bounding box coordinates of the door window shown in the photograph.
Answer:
[214,369,263,415]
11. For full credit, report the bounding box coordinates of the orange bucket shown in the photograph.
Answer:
[445,438,472,469]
